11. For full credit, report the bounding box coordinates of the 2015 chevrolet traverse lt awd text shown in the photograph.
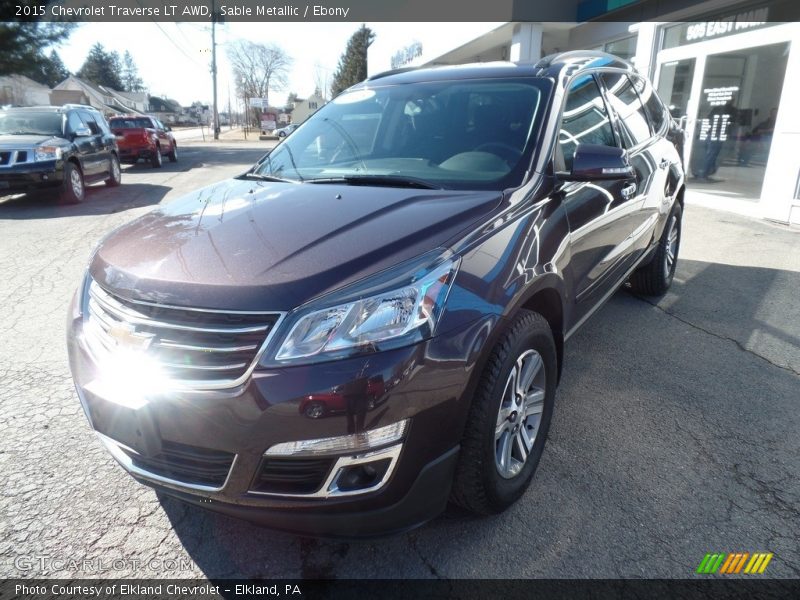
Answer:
[67,52,685,537]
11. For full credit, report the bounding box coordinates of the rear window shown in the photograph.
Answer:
[109,118,153,129]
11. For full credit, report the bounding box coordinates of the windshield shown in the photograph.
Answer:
[0,111,63,136]
[109,118,153,129]
[253,78,550,190]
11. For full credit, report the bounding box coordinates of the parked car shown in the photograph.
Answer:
[274,123,298,138]
[299,376,387,419]
[107,115,177,168]
[0,104,121,203]
[67,52,685,537]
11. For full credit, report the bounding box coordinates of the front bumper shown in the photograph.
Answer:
[0,160,63,192]
[67,296,490,537]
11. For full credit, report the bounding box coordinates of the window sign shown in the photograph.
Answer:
[662,7,770,48]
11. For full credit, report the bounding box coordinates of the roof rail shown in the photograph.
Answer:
[367,66,420,81]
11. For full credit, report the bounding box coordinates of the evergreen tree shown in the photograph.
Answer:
[121,51,145,92]
[330,25,375,97]
[0,21,75,82]
[77,44,123,90]
[38,50,70,88]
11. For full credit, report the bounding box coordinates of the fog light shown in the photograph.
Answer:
[336,458,392,492]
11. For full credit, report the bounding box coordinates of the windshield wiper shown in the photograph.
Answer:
[237,172,295,183]
[307,175,441,190]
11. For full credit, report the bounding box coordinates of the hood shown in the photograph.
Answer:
[91,178,502,311]
[0,134,65,148]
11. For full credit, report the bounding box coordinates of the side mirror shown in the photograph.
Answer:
[164,126,172,132]
[564,144,633,181]
[73,126,92,138]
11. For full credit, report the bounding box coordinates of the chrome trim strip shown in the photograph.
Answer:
[160,361,248,371]
[96,432,237,494]
[82,278,287,392]
[249,443,403,499]
[157,340,259,353]
[89,288,271,333]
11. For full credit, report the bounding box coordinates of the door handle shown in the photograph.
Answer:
[659,158,670,170]
[621,182,637,199]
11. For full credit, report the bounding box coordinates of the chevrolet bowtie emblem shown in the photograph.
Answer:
[107,322,155,351]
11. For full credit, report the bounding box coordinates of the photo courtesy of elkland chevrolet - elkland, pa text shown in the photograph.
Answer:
[1,1,799,599]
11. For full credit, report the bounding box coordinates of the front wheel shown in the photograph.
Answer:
[60,162,85,204]
[628,202,682,296]
[168,142,178,163]
[450,310,557,515]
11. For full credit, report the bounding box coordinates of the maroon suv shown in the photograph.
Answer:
[68,52,685,537]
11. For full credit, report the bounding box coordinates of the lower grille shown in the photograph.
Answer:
[126,440,235,488]
[251,457,336,495]
[83,279,283,390]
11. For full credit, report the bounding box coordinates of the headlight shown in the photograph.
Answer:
[271,258,459,363]
[34,145,62,161]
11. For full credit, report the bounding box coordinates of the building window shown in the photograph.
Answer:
[604,36,636,61]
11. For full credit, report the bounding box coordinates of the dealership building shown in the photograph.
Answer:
[369,0,800,224]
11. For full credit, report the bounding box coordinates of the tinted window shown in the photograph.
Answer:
[558,75,616,171]
[600,72,651,147]
[253,79,550,191]
[635,76,668,134]
[79,112,101,135]
[109,118,154,129]
[66,112,84,135]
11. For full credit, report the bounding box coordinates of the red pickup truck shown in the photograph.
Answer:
[107,115,177,168]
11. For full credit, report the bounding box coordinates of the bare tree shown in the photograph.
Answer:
[227,40,292,125]
[313,62,330,101]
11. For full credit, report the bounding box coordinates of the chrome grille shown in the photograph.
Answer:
[84,279,283,390]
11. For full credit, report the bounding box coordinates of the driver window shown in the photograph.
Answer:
[66,113,83,135]
[558,75,616,171]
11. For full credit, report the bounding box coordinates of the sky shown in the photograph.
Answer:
[55,22,503,109]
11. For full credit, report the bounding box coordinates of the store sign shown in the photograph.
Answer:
[663,7,770,48]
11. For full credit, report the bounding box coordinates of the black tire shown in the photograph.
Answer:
[151,145,163,168]
[105,154,122,187]
[167,142,178,162]
[278,131,286,138]
[628,202,682,296]
[303,402,327,419]
[60,161,85,204]
[450,309,557,515]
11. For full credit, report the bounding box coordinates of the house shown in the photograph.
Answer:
[0,75,52,107]
[52,76,147,116]
[148,96,183,124]
[291,93,326,124]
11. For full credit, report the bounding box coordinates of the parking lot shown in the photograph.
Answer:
[1,140,798,579]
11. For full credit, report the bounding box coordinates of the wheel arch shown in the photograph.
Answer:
[518,285,565,384]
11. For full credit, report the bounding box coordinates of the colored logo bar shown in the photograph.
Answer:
[696,552,773,574]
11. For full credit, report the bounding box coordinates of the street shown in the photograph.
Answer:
[0,141,798,579]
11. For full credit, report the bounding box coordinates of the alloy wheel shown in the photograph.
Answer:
[70,169,83,198]
[495,349,546,479]
[664,215,679,280]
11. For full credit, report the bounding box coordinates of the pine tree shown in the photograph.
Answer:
[330,25,375,97]
[77,43,123,90]
[121,51,145,92]
[0,21,75,82]
[38,50,70,87]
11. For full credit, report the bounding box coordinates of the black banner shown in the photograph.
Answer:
[3,579,800,600]
[2,0,799,23]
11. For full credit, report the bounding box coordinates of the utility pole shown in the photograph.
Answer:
[211,0,219,140]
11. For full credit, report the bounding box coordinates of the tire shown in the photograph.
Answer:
[450,309,557,515]
[105,154,122,187]
[167,142,178,163]
[303,402,327,419]
[60,161,85,204]
[278,131,286,138]
[628,202,682,296]
[151,145,163,168]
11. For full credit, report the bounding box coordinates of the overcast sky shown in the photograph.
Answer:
[55,22,503,108]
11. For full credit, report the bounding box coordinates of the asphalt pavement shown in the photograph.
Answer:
[0,142,798,579]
